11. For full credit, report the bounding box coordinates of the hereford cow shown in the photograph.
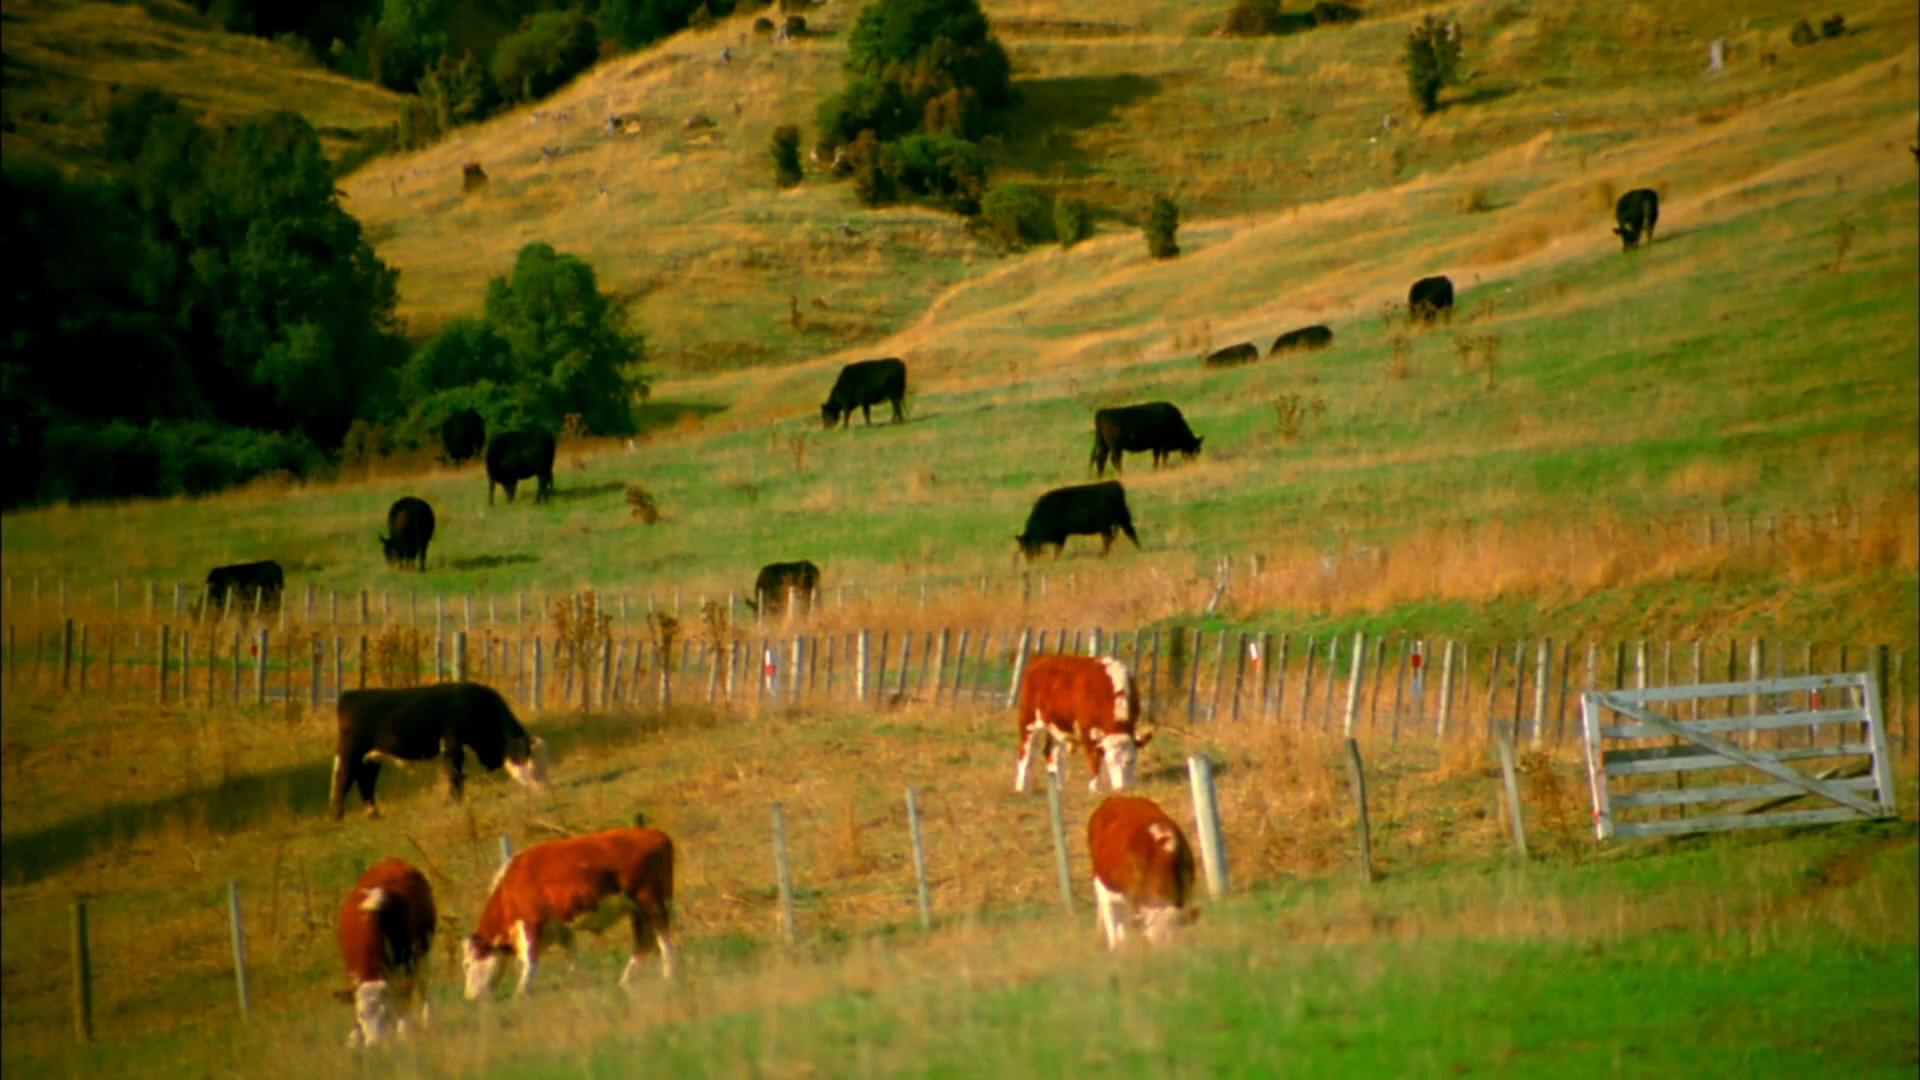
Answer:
[1613,188,1660,250]
[821,357,908,429]
[336,859,437,1047]
[330,683,549,820]
[1203,342,1259,368]
[1016,480,1141,561]
[1014,654,1152,793]
[381,497,435,572]
[1087,796,1198,950]
[1091,402,1203,477]
[746,560,820,616]
[1408,276,1455,325]
[486,429,557,504]
[441,408,486,464]
[205,560,284,614]
[1270,324,1333,355]
[464,827,677,998]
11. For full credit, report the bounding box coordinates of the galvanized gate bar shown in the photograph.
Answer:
[1592,694,1886,817]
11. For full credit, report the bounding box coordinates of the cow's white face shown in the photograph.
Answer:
[1100,734,1139,790]
[504,736,550,792]
[463,938,504,1001]
[1139,906,1183,948]
[352,981,397,1045]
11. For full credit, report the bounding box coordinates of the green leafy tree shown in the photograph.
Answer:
[981,184,1055,247]
[419,51,498,132]
[771,124,804,188]
[1054,195,1093,249]
[1401,14,1463,115]
[372,0,455,91]
[1145,194,1179,259]
[481,243,646,435]
[493,9,600,103]
[600,0,736,50]
[820,0,1012,144]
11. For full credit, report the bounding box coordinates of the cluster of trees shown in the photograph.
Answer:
[193,0,739,152]
[3,90,645,509]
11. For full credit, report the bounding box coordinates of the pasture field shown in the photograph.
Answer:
[1,679,1916,1077]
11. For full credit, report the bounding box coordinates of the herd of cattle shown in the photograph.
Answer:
[208,202,1665,1044]
[326,650,1180,1046]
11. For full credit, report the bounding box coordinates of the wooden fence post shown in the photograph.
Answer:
[1299,634,1319,730]
[772,803,797,946]
[1188,754,1230,899]
[949,630,970,701]
[1268,632,1288,724]
[931,629,951,704]
[1436,640,1456,739]
[499,835,513,867]
[1494,721,1528,859]
[1322,634,1340,730]
[71,902,92,1043]
[254,629,269,707]
[1046,771,1074,916]
[1532,638,1553,746]
[309,635,322,709]
[158,625,172,705]
[905,788,933,931]
[1230,632,1250,723]
[1342,631,1366,738]
[1006,629,1031,708]
[1344,738,1374,883]
[227,880,251,1020]
[532,639,545,711]
[454,631,468,683]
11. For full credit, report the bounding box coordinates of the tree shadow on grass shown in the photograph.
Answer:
[447,553,539,571]
[0,705,719,885]
[992,74,1161,178]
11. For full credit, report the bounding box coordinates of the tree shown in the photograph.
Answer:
[771,124,804,188]
[1401,14,1463,115]
[1145,194,1179,259]
[1054,196,1093,249]
[492,9,599,104]
[819,0,1012,144]
[482,243,646,436]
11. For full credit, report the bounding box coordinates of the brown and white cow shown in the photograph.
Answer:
[1014,654,1152,794]
[463,827,676,999]
[336,858,437,1047]
[1087,795,1198,950]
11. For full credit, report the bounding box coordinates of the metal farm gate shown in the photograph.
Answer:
[1581,673,1897,840]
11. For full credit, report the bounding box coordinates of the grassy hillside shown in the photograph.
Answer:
[0,0,406,167]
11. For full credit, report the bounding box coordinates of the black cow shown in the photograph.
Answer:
[205,560,284,614]
[382,497,435,572]
[1408,276,1455,325]
[330,683,549,820]
[1016,481,1141,561]
[1270,325,1334,355]
[441,409,486,464]
[1203,342,1259,368]
[486,429,556,504]
[1091,403,1203,477]
[1613,188,1660,250]
[747,561,820,615]
[822,358,907,429]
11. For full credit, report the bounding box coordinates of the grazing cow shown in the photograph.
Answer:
[1270,324,1334,355]
[1203,342,1260,368]
[464,827,677,999]
[821,357,908,428]
[746,560,820,615]
[1087,796,1197,950]
[441,409,486,464]
[1014,654,1152,793]
[1091,402,1203,477]
[1613,188,1660,250]
[381,497,435,572]
[486,429,556,504]
[1408,275,1455,325]
[330,683,549,820]
[1016,480,1141,560]
[336,859,437,1048]
[205,560,284,614]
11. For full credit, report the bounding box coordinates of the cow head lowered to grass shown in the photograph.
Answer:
[1015,654,1153,793]
[330,683,549,820]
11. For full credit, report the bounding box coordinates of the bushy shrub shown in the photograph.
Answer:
[1789,18,1817,46]
[771,124,804,187]
[1820,13,1845,38]
[1145,194,1180,259]
[981,184,1056,246]
[891,134,987,213]
[35,421,320,502]
[1055,195,1094,248]
[602,0,739,49]
[845,131,897,206]
[493,10,600,103]
[1402,14,1463,114]
[1221,0,1280,36]
[1312,2,1361,25]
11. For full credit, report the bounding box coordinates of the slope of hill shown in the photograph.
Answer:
[0,0,405,168]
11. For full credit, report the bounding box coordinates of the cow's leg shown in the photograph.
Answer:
[504,479,518,503]
[1086,740,1106,792]
[1014,719,1043,792]
[890,396,904,423]
[512,921,538,996]
[356,758,382,818]
[1100,530,1115,556]
[443,738,466,802]
[862,403,873,426]
[1094,878,1126,950]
